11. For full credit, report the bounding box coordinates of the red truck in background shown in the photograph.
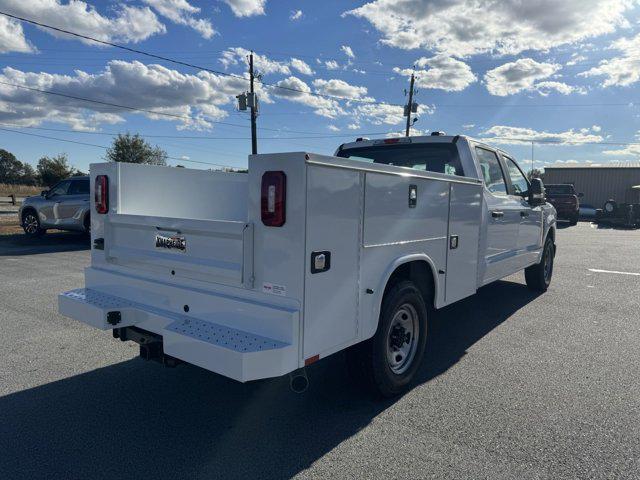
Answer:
[545,184,582,225]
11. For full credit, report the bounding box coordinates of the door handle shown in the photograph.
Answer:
[491,210,504,218]
[520,211,530,217]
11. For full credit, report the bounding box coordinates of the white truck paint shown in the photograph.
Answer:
[59,135,556,392]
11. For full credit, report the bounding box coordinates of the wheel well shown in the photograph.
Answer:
[21,206,37,221]
[384,260,435,307]
[547,226,555,244]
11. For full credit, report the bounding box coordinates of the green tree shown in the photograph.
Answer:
[37,154,76,186]
[105,133,167,166]
[0,149,38,185]
[0,149,23,184]
[20,163,38,185]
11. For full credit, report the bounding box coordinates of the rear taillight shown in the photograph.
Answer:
[261,171,286,227]
[95,175,108,214]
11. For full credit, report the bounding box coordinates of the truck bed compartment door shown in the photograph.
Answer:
[445,182,482,304]
[104,214,253,288]
[303,166,361,360]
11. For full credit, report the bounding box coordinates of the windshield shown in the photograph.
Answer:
[546,184,574,195]
[336,143,464,176]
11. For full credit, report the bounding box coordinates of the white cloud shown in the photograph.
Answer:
[341,45,355,59]
[222,0,266,17]
[462,124,475,129]
[272,76,344,118]
[566,53,587,66]
[327,125,340,132]
[324,60,340,70]
[602,145,640,157]
[534,81,585,96]
[0,0,166,44]
[344,0,634,57]
[220,47,290,75]
[0,16,34,53]
[289,9,303,21]
[484,59,564,96]
[394,55,476,91]
[352,103,433,127]
[142,0,215,38]
[290,58,314,76]
[220,48,318,77]
[0,60,273,131]
[312,79,368,99]
[602,131,640,156]
[386,128,427,138]
[347,123,360,130]
[482,125,604,145]
[580,33,640,87]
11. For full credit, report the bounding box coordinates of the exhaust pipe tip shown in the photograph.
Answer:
[289,369,309,394]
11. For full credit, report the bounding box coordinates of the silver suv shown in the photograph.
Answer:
[19,176,91,237]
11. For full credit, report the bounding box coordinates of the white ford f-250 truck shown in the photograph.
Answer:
[59,134,556,397]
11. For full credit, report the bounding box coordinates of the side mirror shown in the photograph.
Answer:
[529,178,545,206]
[578,192,584,198]
[41,190,49,197]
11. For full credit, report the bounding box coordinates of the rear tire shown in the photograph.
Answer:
[22,210,45,237]
[525,236,555,291]
[83,213,91,236]
[347,280,428,398]
[569,213,578,226]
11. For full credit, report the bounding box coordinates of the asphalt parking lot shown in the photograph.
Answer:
[1,224,639,480]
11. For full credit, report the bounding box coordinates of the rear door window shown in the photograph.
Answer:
[475,147,507,195]
[69,179,90,195]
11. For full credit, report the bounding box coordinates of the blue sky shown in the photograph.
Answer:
[0,0,639,173]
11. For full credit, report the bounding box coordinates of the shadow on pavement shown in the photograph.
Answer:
[0,280,539,480]
[0,231,89,256]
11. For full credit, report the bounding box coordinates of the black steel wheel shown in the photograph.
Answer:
[347,280,428,398]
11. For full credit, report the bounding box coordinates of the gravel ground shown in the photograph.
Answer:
[0,223,638,480]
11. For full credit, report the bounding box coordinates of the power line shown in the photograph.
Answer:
[1,13,637,112]
[0,80,384,135]
[4,123,640,147]
[485,137,640,147]
[0,11,404,107]
[0,127,241,168]
[0,80,247,125]
[0,123,401,140]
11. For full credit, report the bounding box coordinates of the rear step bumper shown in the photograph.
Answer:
[59,288,299,382]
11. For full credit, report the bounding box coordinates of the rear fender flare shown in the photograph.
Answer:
[362,253,440,342]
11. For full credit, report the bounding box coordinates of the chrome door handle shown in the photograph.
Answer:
[491,210,504,218]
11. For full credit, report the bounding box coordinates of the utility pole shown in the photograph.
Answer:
[405,73,415,137]
[249,51,258,155]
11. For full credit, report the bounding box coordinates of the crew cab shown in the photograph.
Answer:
[545,183,581,225]
[59,135,556,397]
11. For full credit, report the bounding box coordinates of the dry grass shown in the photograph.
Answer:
[0,183,43,197]
[0,213,21,235]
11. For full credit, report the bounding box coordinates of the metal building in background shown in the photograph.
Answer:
[544,162,640,208]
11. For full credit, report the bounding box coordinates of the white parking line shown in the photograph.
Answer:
[588,268,640,276]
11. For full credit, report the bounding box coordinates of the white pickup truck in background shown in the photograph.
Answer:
[59,134,556,397]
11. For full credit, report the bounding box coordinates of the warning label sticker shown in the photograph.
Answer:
[262,282,287,296]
